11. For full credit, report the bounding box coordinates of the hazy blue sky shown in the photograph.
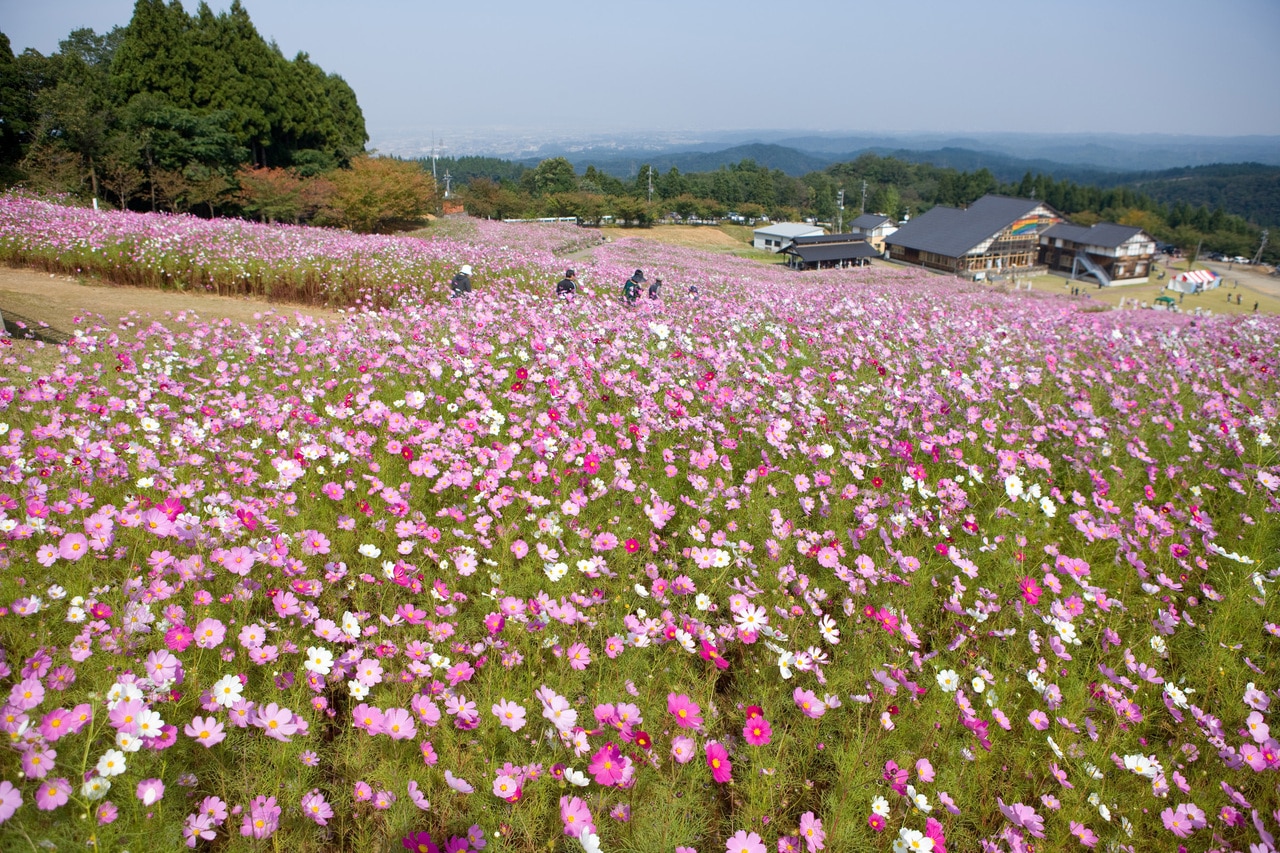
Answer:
[5,0,1279,147]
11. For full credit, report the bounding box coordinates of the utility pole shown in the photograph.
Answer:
[431,135,437,182]
[836,189,844,232]
[860,179,868,215]
[1252,229,1269,266]
[647,166,654,204]
[443,171,452,199]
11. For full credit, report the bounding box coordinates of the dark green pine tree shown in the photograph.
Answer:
[111,0,195,106]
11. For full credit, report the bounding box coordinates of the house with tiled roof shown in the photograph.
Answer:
[1038,222,1157,285]
[885,195,1061,277]
[848,213,898,253]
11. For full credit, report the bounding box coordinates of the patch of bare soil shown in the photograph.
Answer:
[0,265,341,341]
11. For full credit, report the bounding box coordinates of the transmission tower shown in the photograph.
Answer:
[443,171,452,199]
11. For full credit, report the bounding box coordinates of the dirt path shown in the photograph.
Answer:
[0,265,341,341]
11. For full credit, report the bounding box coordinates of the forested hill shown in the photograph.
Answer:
[541,143,1280,227]
[1118,164,1280,230]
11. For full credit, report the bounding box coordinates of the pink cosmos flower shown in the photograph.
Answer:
[382,707,417,740]
[867,814,886,832]
[588,743,627,786]
[1069,821,1098,847]
[743,717,772,746]
[672,734,696,764]
[560,795,594,838]
[566,642,591,670]
[164,624,194,652]
[301,790,333,825]
[183,813,216,847]
[444,770,473,793]
[798,811,825,852]
[256,703,301,742]
[35,777,70,811]
[353,704,386,735]
[185,716,226,748]
[59,533,89,561]
[136,778,165,806]
[407,780,430,811]
[725,830,766,853]
[492,698,527,732]
[705,741,732,783]
[793,687,825,718]
[997,798,1045,838]
[492,774,521,802]
[668,693,703,729]
[240,795,280,839]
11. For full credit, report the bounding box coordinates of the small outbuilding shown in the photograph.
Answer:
[753,222,824,252]
[781,234,879,270]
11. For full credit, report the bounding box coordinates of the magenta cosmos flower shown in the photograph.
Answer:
[743,716,772,746]
[705,741,732,783]
[668,693,703,729]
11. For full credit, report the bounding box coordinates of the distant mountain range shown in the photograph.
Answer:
[502,134,1280,226]
[517,134,1280,180]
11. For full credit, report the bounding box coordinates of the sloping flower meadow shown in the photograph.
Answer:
[0,193,1277,852]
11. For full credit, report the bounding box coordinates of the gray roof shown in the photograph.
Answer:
[785,240,880,263]
[754,222,824,238]
[1042,222,1148,249]
[886,195,1050,257]
[850,213,892,229]
[789,233,870,246]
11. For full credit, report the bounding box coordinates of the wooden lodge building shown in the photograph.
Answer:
[1038,222,1157,285]
[780,233,880,270]
[885,195,1061,278]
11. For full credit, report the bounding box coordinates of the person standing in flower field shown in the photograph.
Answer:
[450,265,473,299]
[556,268,577,297]
[622,269,644,304]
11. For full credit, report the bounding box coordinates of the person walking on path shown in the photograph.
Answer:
[450,265,473,299]
[622,269,644,305]
[556,268,577,297]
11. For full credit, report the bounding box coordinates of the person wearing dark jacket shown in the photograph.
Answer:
[648,278,662,299]
[622,269,644,304]
[556,269,577,296]
[450,265,473,299]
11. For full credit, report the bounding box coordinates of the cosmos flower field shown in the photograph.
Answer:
[0,193,1277,852]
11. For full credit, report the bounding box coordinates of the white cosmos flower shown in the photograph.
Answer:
[304,646,334,675]
[211,674,244,708]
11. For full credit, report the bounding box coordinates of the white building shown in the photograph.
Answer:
[753,222,824,252]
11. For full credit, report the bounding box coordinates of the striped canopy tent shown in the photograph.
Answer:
[1166,268,1222,294]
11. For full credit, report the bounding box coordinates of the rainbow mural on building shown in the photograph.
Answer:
[1009,214,1059,236]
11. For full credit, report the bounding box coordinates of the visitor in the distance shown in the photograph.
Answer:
[450,264,472,299]
[556,268,577,297]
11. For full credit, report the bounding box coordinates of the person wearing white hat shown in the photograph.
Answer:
[450,265,473,299]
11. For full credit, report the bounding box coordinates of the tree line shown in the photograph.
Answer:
[0,2,438,232]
